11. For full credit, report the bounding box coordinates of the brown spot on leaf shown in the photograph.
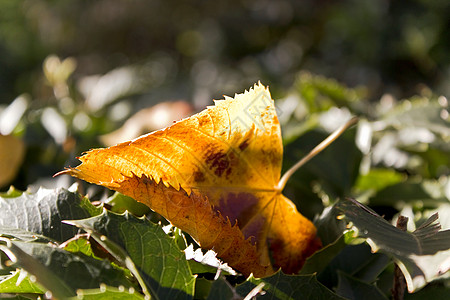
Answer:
[197,115,209,127]
[193,170,206,182]
[238,138,250,151]
[206,150,229,177]
[217,192,259,228]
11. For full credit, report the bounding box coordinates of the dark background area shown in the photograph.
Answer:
[1,0,449,105]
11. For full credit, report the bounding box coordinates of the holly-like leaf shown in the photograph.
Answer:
[336,271,388,300]
[68,209,196,300]
[236,270,345,299]
[0,227,53,243]
[0,238,134,298]
[299,233,349,276]
[0,188,101,243]
[68,285,146,300]
[0,269,45,294]
[338,198,450,292]
[105,192,151,217]
[60,83,322,277]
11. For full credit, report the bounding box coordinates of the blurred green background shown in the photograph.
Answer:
[0,0,449,193]
[1,0,449,103]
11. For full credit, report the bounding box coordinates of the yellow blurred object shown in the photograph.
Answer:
[0,135,25,187]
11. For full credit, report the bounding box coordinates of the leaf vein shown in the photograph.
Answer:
[154,133,216,181]
[186,126,272,187]
[128,144,187,184]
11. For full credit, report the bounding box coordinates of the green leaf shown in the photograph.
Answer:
[69,285,146,300]
[193,278,212,300]
[0,269,45,294]
[416,147,450,178]
[295,72,365,112]
[206,277,235,300]
[0,188,101,243]
[63,235,97,258]
[0,227,54,243]
[106,192,150,217]
[299,233,348,276]
[236,271,345,300]
[338,198,450,292]
[354,168,405,193]
[0,186,23,198]
[184,244,236,275]
[0,295,35,300]
[0,237,134,298]
[68,225,151,299]
[314,202,348,246]
[352,253,391,283]
[68,210,196,300]
[336,271,388,300]
[317,243,380,289]
[0,238,74,298]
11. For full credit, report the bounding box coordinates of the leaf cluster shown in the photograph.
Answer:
[1,74,449,299]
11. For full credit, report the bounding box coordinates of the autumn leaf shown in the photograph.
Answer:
[59,83,322,277]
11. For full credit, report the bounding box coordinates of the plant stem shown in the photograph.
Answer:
[277,116,359,191]
[392,216,408,300]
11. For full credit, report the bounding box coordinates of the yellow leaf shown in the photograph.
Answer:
[0,135,25,187]
[60,83,321,277]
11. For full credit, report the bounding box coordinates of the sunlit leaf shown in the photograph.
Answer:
[63,235,98,259]
[338,198,450,292]
[61,83,322,277]
[354,168,405,193]
[0,269,45,294]
[0,188,101,243]
[106,192,150,217]
[380,97,450,140]
[68,285,146,300]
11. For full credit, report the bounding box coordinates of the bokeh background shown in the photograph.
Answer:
[2,0,449,103]
[0,0,449,193]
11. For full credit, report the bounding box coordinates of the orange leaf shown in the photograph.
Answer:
[60,83,321,277]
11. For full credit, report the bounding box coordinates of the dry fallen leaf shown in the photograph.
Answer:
[60,83,321,277]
